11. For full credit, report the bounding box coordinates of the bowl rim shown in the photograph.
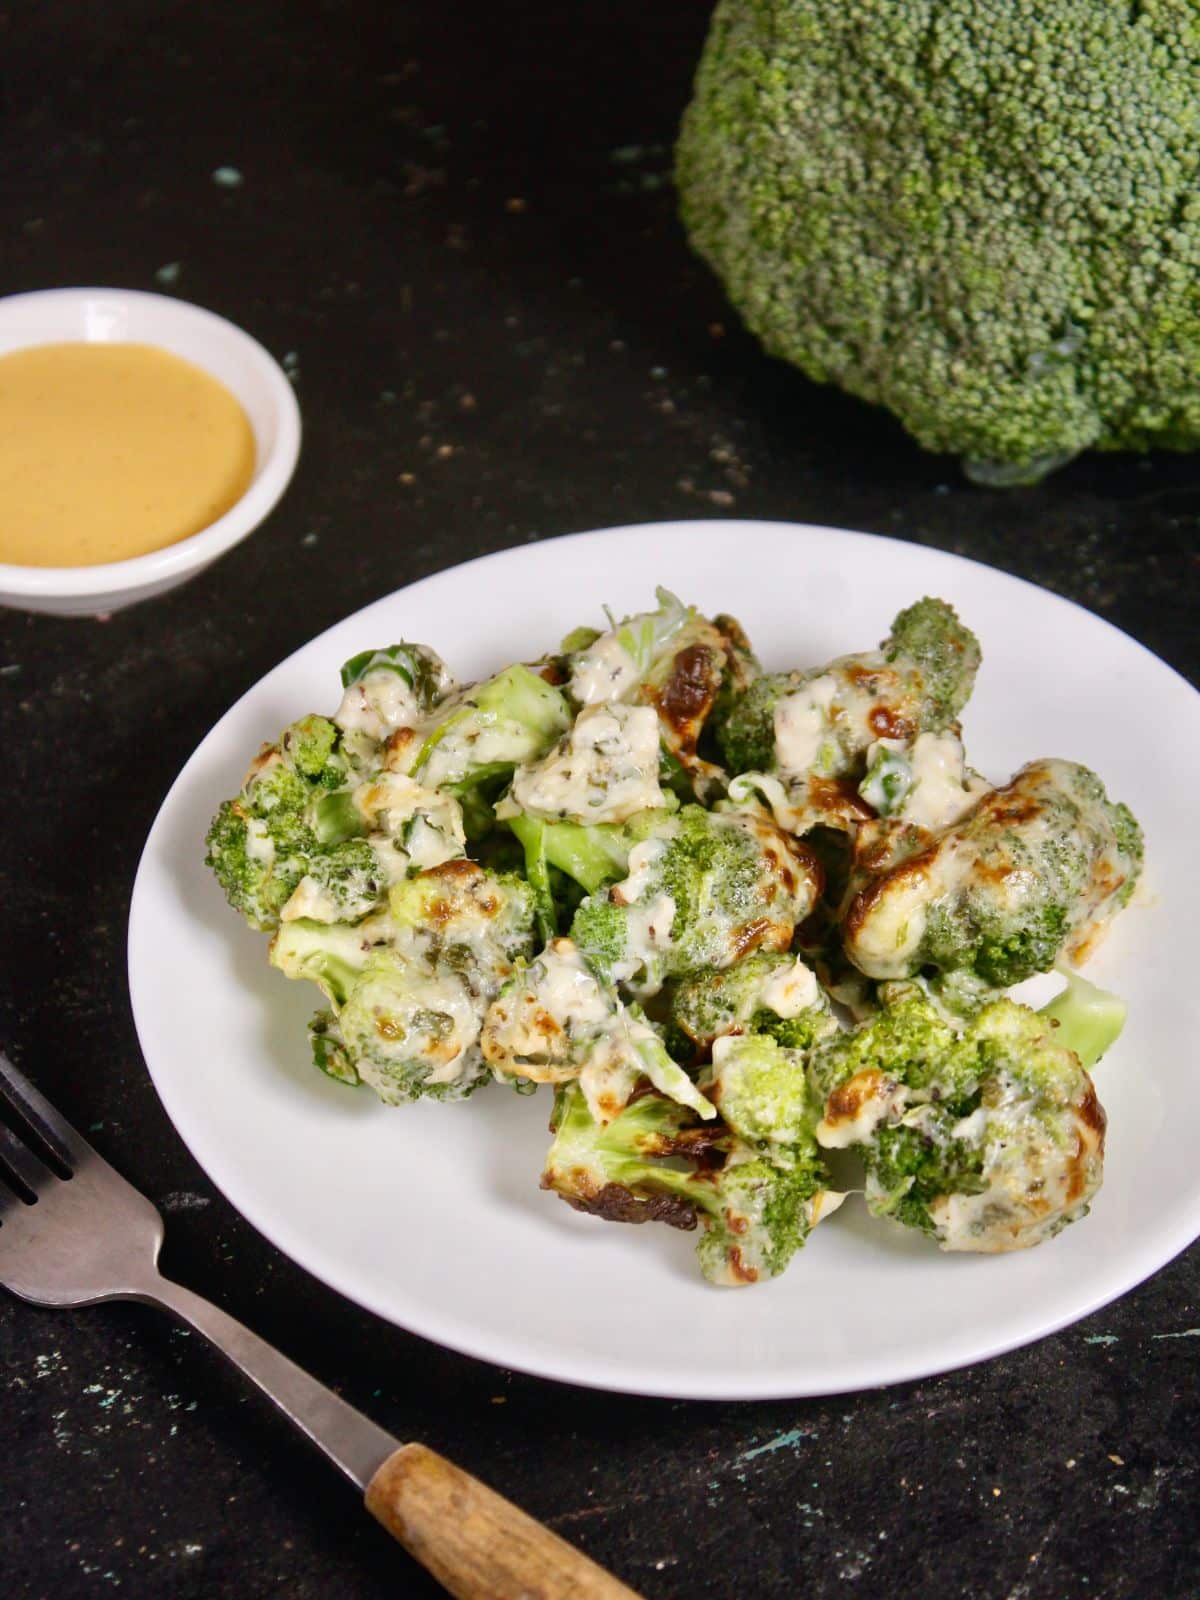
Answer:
[0,286,302,598]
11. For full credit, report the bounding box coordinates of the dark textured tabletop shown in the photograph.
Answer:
[3,5,1198,1597]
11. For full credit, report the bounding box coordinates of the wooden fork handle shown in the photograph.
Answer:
[366,1443,646,1600]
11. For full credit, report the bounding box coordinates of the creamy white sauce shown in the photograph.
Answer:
[244,816,275,866]
[903,733,987,832]
[569,633,642,705]
[354,773,466,871]
[773,674,838,775]
[759,955,819,1019]
[508,703,665,824]
[280,877,343,924]
[334,670,425,742]
[816,1072,908,1149]
[611,836,669,906]
[617,893,676,987]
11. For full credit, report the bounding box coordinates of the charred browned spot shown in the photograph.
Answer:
[824,1069,889,1128]
[869,705,917,740]
[974,784,1044,829]
[843,847,937,941]
[427,858,482,885]
[809,776,877,833]
[726,1245,759,1285]
[650,644,721,753]
[1063,1084,1106,1204]
[535,658,565,686]
[230,799,250,822]
[383,726,420,767]
[647,1124,730,1159]
[376,1017,403,1042]
[728,917,778,961]
[844,662,900,694]
[532,1008,564,1042]
[545,1176,699,1230]
[245,743,279,781]
[1076,1080,1107,1144]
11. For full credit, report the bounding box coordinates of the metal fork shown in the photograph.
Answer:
[0,1052,643,1600]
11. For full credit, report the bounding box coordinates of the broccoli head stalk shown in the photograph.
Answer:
[541,1079,836,1285]
[843,759,1144,986]
[716,598,980,787]
[677,0,1200,482]
[501,804,678,944]
[569,804,820,995]
[810,981,1113,1252]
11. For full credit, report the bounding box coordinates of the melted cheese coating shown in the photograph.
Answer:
[569,633,642,704]
[507,703,665,823]
[758,955,820,1018]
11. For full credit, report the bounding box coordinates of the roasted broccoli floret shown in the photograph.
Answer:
[670,951,837,1057]
[333,640,457,755]
[566,588,754,792]
[717,598,980,783]
[268,861,536,1104]
[482,937,715,1122]
[364,664,572,845]
[810,978,1118,1252]
[205,714,362,930]
[541,1079,836,1285]
[843,759,1144,986]
[677,0,1200,483]
[569,804,820,995]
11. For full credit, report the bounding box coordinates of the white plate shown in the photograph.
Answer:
[128,520,1199,1399]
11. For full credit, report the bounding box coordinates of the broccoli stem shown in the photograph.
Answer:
[1039,969,1126,1070]
[310,789,366,845]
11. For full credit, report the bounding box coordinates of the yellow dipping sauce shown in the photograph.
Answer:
[0,341,256,567]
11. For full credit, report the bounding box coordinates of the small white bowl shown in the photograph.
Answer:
[0,287,301,615]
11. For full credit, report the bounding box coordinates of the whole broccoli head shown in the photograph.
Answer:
[541,1079,836,1285]
[716,598,980,781]
[843,759,1144,985]
[810,980,1112,1251]
[569,804,820,994]
[677,1,1200,483]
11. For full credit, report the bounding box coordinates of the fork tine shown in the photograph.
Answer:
[0,1120,53,1200]
[0,1052,89,1173]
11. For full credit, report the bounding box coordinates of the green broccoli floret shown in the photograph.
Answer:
[542,1080,833,1285]
[716,599,980,781]
[677,1,1200,483]
[205,715,359,930]
[388,667,570,842]
[569,805,818,995]
[670,952,837,1056]
[482,937,715,1120]
[308,1010,360,1086]
[565,589,754,791]
[810,980,1116,1251]
[844,759,1144,986]
[267,862,536,1105]
[503,805,677,944]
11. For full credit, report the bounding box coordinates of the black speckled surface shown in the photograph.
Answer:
[2,5,1198,1597]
